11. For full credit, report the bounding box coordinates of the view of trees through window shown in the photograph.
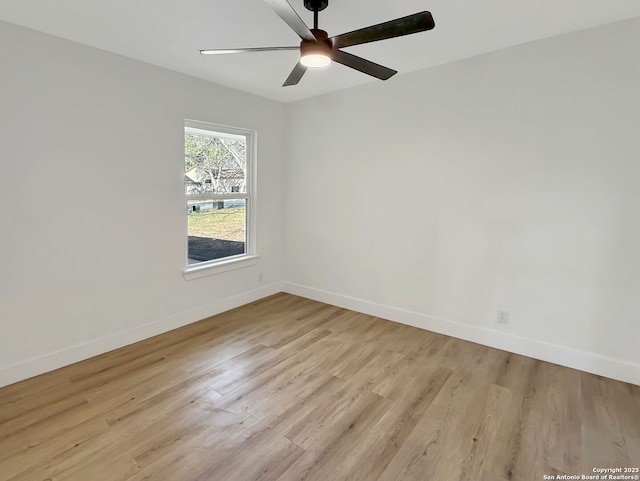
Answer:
[185,135,246,195]
[185,125,249,265]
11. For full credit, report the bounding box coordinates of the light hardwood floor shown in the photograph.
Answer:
[1,293,638,480]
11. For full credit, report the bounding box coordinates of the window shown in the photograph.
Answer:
[184,120,256,276]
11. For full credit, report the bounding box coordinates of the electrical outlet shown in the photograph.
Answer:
[497,310,509,324]
[258,273,263,283]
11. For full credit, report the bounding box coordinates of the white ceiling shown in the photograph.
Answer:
[0,0,638,103]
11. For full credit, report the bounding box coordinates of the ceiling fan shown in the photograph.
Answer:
[200,0,435,87]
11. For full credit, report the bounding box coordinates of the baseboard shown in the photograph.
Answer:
[5,281,637,388]
[0,282,284,388]
[282,282,640,386]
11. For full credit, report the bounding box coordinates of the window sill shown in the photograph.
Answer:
[182,254,259,281]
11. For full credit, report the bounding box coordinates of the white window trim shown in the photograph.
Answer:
[183,254,260,280]
[182,120,258,280]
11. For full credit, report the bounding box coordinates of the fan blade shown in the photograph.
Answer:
[200,47,299,55]
[331,50,396,80]
[283,62,308,86]
[331,11,435,49]
[265,0,316,41]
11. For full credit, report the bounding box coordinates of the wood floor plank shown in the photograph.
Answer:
[0,294,637,481]
[457,383,514,480]
[0,417,109,480]
[342,366,453,481]
[580,372,632,470]
[277,390,392,481]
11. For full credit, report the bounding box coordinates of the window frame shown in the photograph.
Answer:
[182,120,258,280]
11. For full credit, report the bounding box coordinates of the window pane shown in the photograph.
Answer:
[187,199,246,264]
[185,132,247,195]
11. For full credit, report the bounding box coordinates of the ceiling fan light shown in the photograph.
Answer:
[300,53,331,68]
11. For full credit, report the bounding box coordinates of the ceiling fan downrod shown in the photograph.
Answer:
[304,0,328,29]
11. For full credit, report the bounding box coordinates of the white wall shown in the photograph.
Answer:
[0,21,286,387]
[284,18,640,385]
[2,17,639,388]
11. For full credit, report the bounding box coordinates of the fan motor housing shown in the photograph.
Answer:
[304,0,329,12]
[301,30,331,56]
